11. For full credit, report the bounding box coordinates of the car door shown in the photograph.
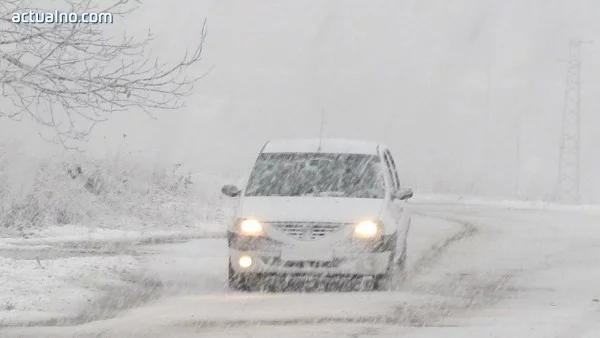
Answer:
[382,150,410,255]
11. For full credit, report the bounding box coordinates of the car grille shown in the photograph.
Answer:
[269,222,347,241]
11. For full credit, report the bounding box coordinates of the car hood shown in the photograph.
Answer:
[238,196,385,223]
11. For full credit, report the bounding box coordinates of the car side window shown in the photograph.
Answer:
[382,152,398,193]
[384,150,401,191]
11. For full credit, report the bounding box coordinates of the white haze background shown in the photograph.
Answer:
[1,0,599,202]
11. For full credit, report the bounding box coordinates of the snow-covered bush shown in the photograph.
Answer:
[0,145,226,236]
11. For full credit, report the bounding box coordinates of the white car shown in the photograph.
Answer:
[221,138,413,291]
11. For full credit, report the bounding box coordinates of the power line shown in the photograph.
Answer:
[557,38,591,204]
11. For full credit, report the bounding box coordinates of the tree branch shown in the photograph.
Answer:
[0,0,209,147]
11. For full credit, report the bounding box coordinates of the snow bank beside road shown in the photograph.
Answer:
[0,255,138,327]
[0,222,225,248]
[0,218,226,328]
[412,194,600,214]
[0,218,227,327]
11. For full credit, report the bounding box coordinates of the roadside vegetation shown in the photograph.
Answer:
[0,143,226,238]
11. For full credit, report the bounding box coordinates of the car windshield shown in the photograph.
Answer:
[245,153,385,198]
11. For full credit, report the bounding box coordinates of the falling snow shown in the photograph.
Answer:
[1,1,600,337]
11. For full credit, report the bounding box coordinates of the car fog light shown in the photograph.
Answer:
[239,255,253,268]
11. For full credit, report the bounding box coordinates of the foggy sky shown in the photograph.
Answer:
[1,0,598,202]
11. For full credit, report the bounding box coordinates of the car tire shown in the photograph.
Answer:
[373,272,391,291]
[396,243,407,272]
[228,262,252,291]
[373,251,395,291]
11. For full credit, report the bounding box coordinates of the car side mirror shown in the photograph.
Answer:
[395,188,413,201]
[221,184,241,197]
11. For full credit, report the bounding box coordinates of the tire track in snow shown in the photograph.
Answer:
[401,212,478,282]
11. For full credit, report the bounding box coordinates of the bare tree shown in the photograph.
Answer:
[0,0,208,147]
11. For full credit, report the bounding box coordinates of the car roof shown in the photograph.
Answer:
[261,138,383,155]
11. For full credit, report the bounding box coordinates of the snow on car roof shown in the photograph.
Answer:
[262,138,381,155]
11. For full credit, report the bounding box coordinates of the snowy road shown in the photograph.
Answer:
[2,203,600,337]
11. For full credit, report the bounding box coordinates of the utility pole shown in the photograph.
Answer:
[515,111,521,199]
[557,38,590,204]
[483,8,494,198]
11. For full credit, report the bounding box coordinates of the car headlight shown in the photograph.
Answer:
[353,220,381,238]
[238,219,264,236]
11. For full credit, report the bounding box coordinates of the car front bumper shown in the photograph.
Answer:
[228,232,396,276]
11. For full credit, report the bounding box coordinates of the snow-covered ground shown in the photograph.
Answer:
[1,202,599,337]
[0,221,226,327]
[0,222,224,247]
[0,255,139,327]
[0,207,461,331]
